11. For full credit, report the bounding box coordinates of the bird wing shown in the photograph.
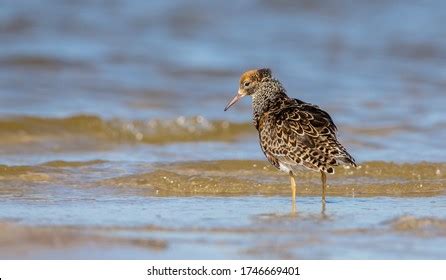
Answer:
[258,99,356,174]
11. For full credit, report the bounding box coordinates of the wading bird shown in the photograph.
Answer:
[224,68,356,212]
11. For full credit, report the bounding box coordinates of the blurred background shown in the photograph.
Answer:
[1,0,446,163]
[1,0,446,259]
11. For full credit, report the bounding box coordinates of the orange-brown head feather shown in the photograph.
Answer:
[224,68,273,111]
[239,68,272,85]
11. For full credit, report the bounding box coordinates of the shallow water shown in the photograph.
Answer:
[1,195,446,259]
[1,160,446,259]
[1,0,446,259]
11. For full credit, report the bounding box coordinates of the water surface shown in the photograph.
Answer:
[0,0,446,259]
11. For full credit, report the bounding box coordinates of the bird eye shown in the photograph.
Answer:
[244,82,250,87]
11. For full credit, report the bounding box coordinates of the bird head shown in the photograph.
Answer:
[224,68,272,111]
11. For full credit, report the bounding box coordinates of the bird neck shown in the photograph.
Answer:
[252,79,289,123]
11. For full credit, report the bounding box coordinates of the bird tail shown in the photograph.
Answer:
[337,149,357,167]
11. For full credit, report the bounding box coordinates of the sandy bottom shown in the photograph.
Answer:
[1,194,446,259]
[1,160,446,259]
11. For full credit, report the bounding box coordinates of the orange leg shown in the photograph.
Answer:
[289,172,297,213]
[321,171,327,203]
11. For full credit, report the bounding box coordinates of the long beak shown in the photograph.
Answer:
[224,91,245,111]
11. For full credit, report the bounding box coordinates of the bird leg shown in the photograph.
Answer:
[321,171,327,203]
[289,172,297,213]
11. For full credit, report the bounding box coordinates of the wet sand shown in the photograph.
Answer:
[1,160,446,259]
[1,196,446,259]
